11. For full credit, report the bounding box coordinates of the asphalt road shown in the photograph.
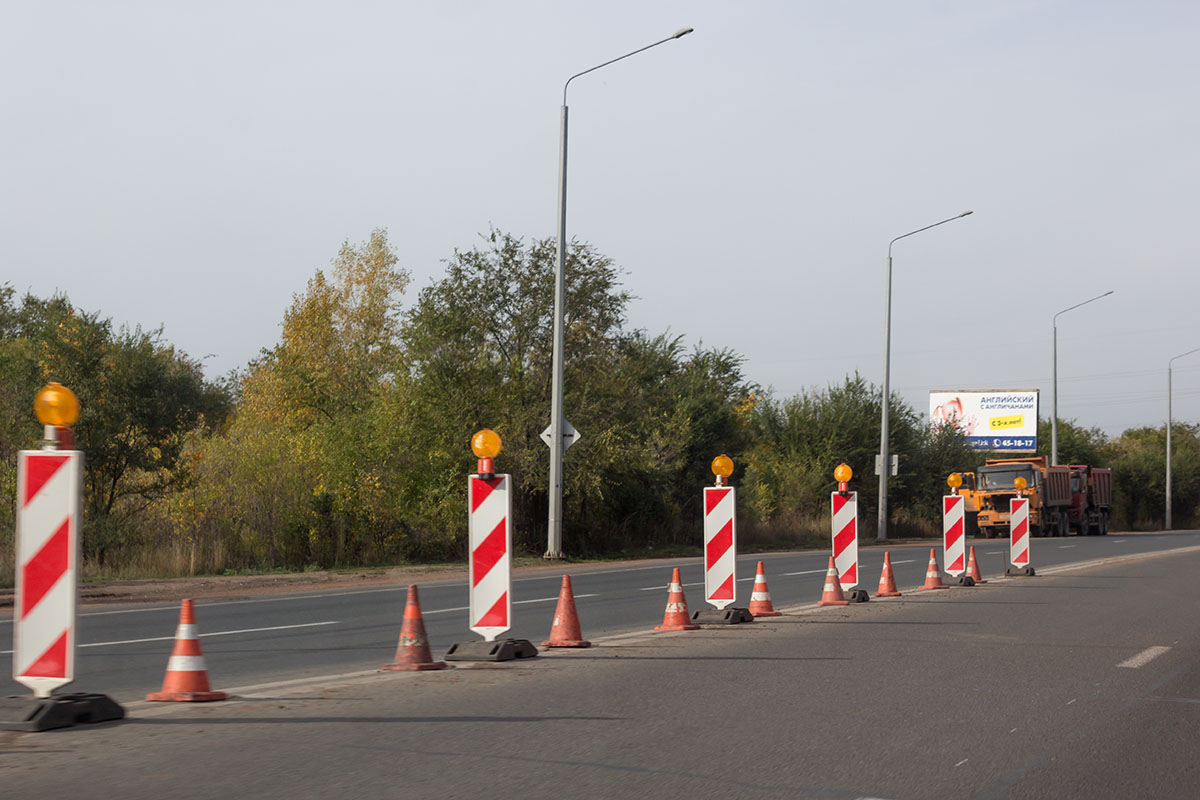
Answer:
[3,531,1199,799]
[3,532,1198,703]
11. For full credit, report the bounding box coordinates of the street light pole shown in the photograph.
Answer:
[1166,347,1200,530]
[1050,290,1113,465]
[546,27,694,559]
[877,210,973,542]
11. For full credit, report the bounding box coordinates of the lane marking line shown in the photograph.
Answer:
[784,569,827,576]
[1117,645,1171,668]
[955,758,968,768]
[1058,545,1077,549]
[0,620,339,654]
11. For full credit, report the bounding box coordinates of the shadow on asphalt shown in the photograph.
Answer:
[127,715,624,724]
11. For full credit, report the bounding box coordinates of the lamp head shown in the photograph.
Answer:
[34,382,80,427]
[471,429,502,459]
[673,27,694,38]
[959,210,974,217]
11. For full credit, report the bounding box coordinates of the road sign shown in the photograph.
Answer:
[703,486,736,609]
[14,450,83,698]
[831,491,859,589]
[874,454,898,476]
[943,495,966,576]
[467,474,513,642]
[540,419,581,452]
[1010,497,1030,567]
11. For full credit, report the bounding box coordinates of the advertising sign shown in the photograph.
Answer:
[929,390,1039,452]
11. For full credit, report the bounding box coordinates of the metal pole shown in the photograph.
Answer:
[877,253,893,542]
[1167,363,1173,531]
[546,104,569,559]
[1166,347,1200,531]
[877,210,973,542]
[545,28,694,559]
[1051,321,1058,465]
[1050,290,1113,466]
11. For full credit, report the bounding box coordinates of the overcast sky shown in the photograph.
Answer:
[4,1,1198,436]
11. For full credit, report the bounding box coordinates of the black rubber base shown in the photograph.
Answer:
[956,575,977,586]
[1006,565,1036,577]
[0,693,125,732]
[691,607,755,625]
[845,589,871,603]
[444,638,538,662]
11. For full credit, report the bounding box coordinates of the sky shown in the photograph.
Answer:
[4,1,1199,437]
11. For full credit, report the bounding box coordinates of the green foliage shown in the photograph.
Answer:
[4,232,1194,578]
[1037,418,1111,467]
[0,284,231,565]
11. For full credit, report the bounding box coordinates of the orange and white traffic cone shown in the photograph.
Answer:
[876,551,903,597]
[818,557,849,606]
[542,575,591,647]
[146,598,228,702]
[382,584,449,670]
[655,568,700,631]
[966,546,988,584]
[747,561,781,617]
[919,548,948,590]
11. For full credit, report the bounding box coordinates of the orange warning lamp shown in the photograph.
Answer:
[1014,476,1027,495]
[834,463,852,492]
[947,472,963,490]
[471,428,501,479]
[34,382,80,428]
[711,454,734,486]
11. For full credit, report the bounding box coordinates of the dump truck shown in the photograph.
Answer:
[955,471,981,536]
[974,456,1072,538]
[1067,465,1113,535]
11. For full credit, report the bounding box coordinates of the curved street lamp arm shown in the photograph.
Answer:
[563,28,694,104]
[1053,290,1114,326]
[1169,346,1200,368]
[888,210,973,258]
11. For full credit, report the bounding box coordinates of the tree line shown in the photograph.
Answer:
[2,231,1196,578]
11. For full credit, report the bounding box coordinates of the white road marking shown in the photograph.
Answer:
[1113,539,1126,543]
[0,621,339,654]
[954,758,969,767]
[1058,545,1077,549]
[1117,645,1171,668]
[986,550,1003,555]
[515,593,597,605]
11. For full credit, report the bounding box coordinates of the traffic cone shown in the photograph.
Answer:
[747,561,781,617]
[382,584,449,670]
[876,551,903,597]
[146,599,228,702]
[542,575,591,647]
[919,548,948,590]
[655,568,700,631]
[818,557,849,606]
[966,546,988,584]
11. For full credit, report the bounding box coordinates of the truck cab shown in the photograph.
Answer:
[975,457,1071,538]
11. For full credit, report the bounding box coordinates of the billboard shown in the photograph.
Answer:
[929,390,1039,452]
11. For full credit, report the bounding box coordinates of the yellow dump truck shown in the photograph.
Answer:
[975,457,1072,538]
[955,471,981,536]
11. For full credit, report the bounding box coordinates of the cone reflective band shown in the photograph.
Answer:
[468,473,512,641]
[1010,497,1030,567]
[831,491,858,589]
[943,495,966,576]
[703,486,736,609]
[13,450,83,698]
